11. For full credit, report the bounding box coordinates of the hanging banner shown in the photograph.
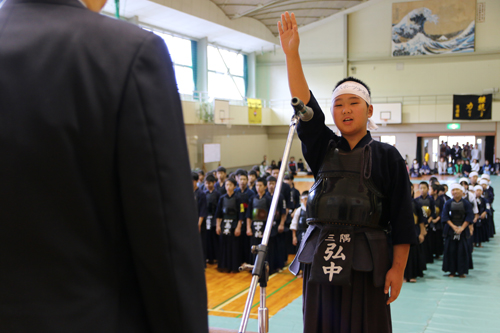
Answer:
[453,94,492,120]
[248,98,262,124]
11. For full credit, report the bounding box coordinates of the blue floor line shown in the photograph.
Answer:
[209,176,500,332]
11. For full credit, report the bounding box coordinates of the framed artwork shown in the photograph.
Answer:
[392,0,475,57]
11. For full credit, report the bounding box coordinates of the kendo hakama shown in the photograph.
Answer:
[404,200,426,280]
[216,194,244,272]
[441,198,474,276]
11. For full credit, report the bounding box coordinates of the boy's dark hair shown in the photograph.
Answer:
[252,165,260,171]
[238,172,248,179]
[301,190,309,196]
[225,178,237,186]
[271,166,280,171]
[256,177,267,187]
[228,172,236,180]
[248,170,257,177]
[191,172,199,181]
[266,176,277,183]
[419,181,429,187]
[217,166,226,173]
[443,184,449,189]
[334,77,371,102]
[431,184,441,192]
[284,174,292,180]
[235,169,248,177]
[197,170,205,176]
[429,176,438,183]
[205,175,216,183]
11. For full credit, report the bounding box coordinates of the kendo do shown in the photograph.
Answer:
[279,12,416,333]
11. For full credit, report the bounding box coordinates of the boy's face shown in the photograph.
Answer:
[225,180,235,192]
[471,176,478,183]
[429,187,435,196]
[332,94,372,139]
[238,175,248,189]
[300,196,308,206]
[271,169,279,178]
[443,185,448,193]
[268,181,276,194]
[475,189,482,198]
[452,189,462,200]
[205,180,215,191]
[461,183,468,191]
[284,179,293,187]
[217,171,226,181]
[248,174,256,183]
[198,174,204,182]
[481,183,488,190]
[256,181,266,195]
[419,184,428,196]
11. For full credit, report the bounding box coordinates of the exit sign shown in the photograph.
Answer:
[447,123,461,130]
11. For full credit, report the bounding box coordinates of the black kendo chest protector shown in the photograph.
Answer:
[297,208,308,231]
[222,196,238,220]
[251,196,268,221]
[307,140,385,230]
[206,192,218,215]
[450,200,466,226]
[416,196,431,219]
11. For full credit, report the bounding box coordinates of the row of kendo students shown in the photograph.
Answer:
[193,166,304,274]
[405,172,495,281]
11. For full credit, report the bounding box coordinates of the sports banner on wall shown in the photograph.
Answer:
[248,98,262,124]
[453,94,492,120]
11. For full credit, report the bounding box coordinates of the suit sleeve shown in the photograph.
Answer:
[116,34,208,333]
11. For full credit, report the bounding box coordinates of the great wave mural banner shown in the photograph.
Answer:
[392,0,475,57]
[453,94,492,120]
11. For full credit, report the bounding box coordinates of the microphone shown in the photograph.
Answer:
[291,97,313,122]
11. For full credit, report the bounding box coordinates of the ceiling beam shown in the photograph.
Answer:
[231,0,286,19]
[250,8,343,17]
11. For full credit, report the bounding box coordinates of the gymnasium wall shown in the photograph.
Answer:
[255,0,500,166]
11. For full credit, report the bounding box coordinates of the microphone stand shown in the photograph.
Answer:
[238,100,304,333]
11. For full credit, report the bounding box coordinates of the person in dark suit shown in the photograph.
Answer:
[0,0,208,332]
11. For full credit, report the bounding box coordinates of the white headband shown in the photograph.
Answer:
[331,81,378,131]
[459,177,469,184]
[479,179,489,185]
[480,174,490,180]
[474,185,483,192]
[469,172,479,178]
[449,183,464,192]
[332,82,371,105]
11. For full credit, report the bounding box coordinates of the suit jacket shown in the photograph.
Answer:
[0,0,208,331]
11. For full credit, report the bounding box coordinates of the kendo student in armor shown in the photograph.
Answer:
[193,172,208,263]
[215,166,228,195]
[267,176,288,273]
[473,185,489,247]
[215,178,245,273]
[290,190,310,277]
[480,177,496,238]
[204,174,220,264]
[235,170,253,264]
[441,183,474,278]
[285,174,301,255]
[430,183,445,258]
[280,12,417,333]
[416,181,437,264]
[271,167,294,264]
[404,184,426,283]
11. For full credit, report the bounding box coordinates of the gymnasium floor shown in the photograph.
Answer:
[208,175,500,332]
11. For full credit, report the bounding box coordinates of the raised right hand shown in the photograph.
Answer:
[278,12,299,55]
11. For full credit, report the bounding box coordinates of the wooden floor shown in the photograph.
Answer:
[206,173,459,322]
[206,255,302,319]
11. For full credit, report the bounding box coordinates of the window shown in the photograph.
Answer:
[207,45,245,100]
[143,28,195,95]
